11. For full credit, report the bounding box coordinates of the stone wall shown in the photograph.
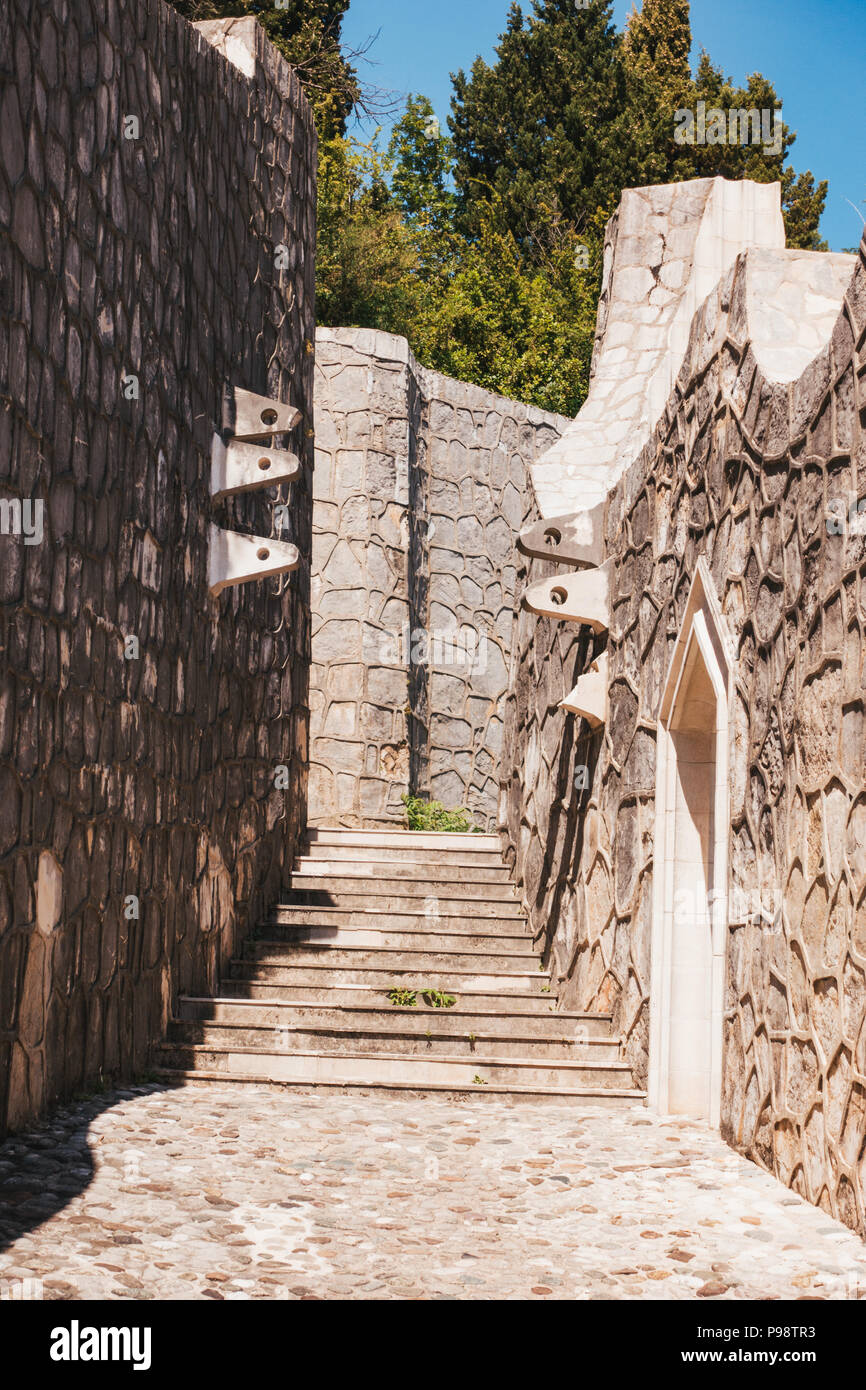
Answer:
[0,2,316,1132]
[311,327,567,829]
[501,232,866,1231]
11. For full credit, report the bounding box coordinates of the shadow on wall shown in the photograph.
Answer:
[534,636,606,970]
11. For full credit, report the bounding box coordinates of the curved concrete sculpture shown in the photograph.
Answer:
[209,385,304,595]
[524,560,611,634]
[560,653,608,728]
[517,502,605,568]
[531,179,857,522]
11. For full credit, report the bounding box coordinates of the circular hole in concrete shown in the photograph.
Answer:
[260,408,278,426]
[550,586,567,606]
[256,547,270,561]
[544,528,561,547]
[258,457,271,471]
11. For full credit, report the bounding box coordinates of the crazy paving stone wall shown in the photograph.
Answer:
[501,236,866,1232]
[0,2,316,1132]
[311,327,567,830]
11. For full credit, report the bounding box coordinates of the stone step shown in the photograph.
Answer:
[250,926,534,952]
[154,1041,635,1090]
[307,827,501,852]
[152,1067,645,1108]
[303,845,504,868]
[288,875,518,902]
[168,1017,622,1061]
[235,943,541,973]
[217,981,563,1012]
[271,904,524,928]
[227,961,552,992]
[177,996,611,1037]
[293,857,514,884]
[166,826,643,1103]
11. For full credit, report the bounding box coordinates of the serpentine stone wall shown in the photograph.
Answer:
[501,233,866,1232]
[310,327,567,830]
[0,2,316,1132]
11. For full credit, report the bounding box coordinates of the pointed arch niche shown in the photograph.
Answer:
[649,561,734,1127]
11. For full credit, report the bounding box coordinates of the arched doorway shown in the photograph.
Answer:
[649,563,732,1126]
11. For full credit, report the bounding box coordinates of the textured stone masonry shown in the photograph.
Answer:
[311,327,567,829]
[501,226,866,1234]
[0,1,316,1133]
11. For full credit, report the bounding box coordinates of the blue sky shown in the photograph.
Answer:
[342,0,866,250]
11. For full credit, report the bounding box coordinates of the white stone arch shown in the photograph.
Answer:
[648,560,734,1127]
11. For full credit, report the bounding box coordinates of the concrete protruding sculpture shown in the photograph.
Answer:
[210,385,304,593]
[523,560,611,634]
[227,386,302,441]
[559,653,608,728]
[207,525,300,596]
[210,434,301,499]
[518,503,605,568]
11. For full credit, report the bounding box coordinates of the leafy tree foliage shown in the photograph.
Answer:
[450,0,629,249]
[316,133,418,330]
[451,0,827,252]
[172,0,831,412]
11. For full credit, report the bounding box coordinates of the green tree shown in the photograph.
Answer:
[452,0,827,253]
[621,0,693,188]
[409,207,598,416]
[677,55,828,249]
[623,0,691,96]
[388,96,456,239]
[449,0,629,250]
[315,133,419,330]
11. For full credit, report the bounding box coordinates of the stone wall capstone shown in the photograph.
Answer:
[310,326,567,830]
[0,2,316,1132]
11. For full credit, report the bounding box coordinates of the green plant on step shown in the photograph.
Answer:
[388,987,417,1007]
[472,1074,488,1086]
[401,794,476,834]
[541,985,550,993]
[421,987,456,1009]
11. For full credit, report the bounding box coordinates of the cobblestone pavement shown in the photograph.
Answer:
[1,1083,864,1301]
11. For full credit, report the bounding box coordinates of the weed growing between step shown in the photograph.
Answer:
[401,794,481,834]
[387,987,458,1008]
[387,988,417,1007]
[421,989,456,1008]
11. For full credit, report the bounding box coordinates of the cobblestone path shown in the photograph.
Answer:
[1,1084,864,1300]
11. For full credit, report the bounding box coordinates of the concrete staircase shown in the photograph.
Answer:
[154,828,646,1106]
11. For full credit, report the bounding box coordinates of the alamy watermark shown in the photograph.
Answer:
[0,497,43,545]
[672,883,783,932]
[1,1277,43,1300]
[674,102,782,157]
[826,493,866,536]
[379,623,488,672]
